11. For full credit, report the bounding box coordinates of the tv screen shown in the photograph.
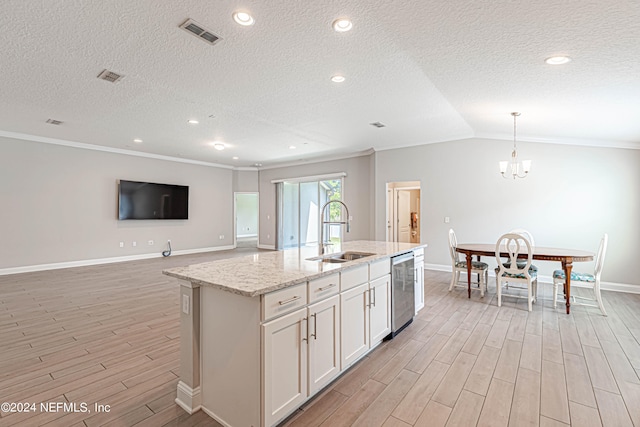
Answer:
[118,180,189,220]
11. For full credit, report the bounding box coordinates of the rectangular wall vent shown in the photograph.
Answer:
[179,18,221,45]
[46,119,63,125]
[97,69,124,83]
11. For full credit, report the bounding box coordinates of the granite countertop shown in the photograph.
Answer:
[162,240,427,297]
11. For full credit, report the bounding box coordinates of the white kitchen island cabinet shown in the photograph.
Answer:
[369,274,391,343]
[263,307,307,427]
[340,282,370,367]
[164,241,427,427]
[307,294,341,395]
[263,290,341,426]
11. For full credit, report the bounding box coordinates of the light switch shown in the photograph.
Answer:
[444,217,450,223]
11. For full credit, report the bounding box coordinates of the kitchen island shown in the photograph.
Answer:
[163,240,426,427]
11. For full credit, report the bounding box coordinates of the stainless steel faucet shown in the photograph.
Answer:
[319,200,350,255]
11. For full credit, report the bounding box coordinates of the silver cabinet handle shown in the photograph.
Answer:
[302,317,308,342]
[278,295,301,306]
[310,313,317,340]
[318,283,337,291]
[371,286,376,307]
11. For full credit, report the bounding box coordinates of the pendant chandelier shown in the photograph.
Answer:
[499,112,531,179]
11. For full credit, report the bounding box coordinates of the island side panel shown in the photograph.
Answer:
[200,286,262,427]
[176,280,202,413]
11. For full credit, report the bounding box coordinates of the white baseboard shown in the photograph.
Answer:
[425,263,639,294]
[175,381,201,414]
[0,245,236,276]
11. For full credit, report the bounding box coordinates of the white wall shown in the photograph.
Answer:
[233,170,259,192]
[375,138,640,287]
[1,136,234,270]
[257,155,374,249]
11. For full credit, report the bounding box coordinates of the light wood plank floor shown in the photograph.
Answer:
[282,271,640,427]
[1,252,639,427]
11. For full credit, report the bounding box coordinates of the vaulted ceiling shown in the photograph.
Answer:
[1,0,639,168]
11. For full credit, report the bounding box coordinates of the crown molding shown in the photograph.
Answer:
[0,130,235,169]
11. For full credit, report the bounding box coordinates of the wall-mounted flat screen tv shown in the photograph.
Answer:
[118,180,189,220]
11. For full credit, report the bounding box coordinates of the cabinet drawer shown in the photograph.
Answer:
[369,259,391,281]
[308,274,340,303]
[414,248,424,259]
[262,283,308,321]
[340,265,368,292]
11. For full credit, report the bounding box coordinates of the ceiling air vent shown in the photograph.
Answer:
[46,119,63,125]
[179,18,221,45]
[97,69,124,83]
[370,122,386,128]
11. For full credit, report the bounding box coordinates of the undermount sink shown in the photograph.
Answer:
[307,251,377,263]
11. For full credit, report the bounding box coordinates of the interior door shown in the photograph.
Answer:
[397,190,411,243]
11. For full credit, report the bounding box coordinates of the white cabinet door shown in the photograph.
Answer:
[415,260,425,314]
[369,274,391,344]
[262,308,308,427]
[307,294,341,395]
[340,282,370,368]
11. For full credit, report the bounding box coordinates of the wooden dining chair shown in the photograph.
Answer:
[495,233,538,311]
[508,228,539,271]
[448,229,488,297]
[553,234,608,316]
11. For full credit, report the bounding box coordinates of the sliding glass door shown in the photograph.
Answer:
[276,178,343,250]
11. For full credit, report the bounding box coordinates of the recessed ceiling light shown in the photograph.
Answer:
[332,18,353,32]
[213,143,225,151]
[545,56,571,65]
[289,145,296,149]
[233,11,255,26]
[232,156,239,160]
[133,138,143,143]
[188,119,199,124]
[331,75,345,83]
[254,163,262,167]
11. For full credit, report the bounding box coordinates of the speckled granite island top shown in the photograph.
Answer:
[163,240,426,297]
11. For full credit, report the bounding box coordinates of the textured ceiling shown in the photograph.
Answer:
[1,0,639,168]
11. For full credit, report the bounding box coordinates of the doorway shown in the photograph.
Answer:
[235,192,259,248]
[386,181,421,244]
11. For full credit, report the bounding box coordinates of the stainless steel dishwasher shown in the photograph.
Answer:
[388,251,415,338]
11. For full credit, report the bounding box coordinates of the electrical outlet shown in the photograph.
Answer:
[444,217,450,223]
[132,241,137,247]
[119,242,124,248]
[219,234,224,240]
[148,240,154,246]
[267,234,270,239]
[182,295,190,314]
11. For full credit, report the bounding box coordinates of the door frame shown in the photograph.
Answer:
[234,192,259,248]
[385,182,421,243]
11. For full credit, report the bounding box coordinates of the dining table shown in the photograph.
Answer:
[455,243,594,314]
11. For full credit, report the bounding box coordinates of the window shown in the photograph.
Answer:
[275,176,344,250]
